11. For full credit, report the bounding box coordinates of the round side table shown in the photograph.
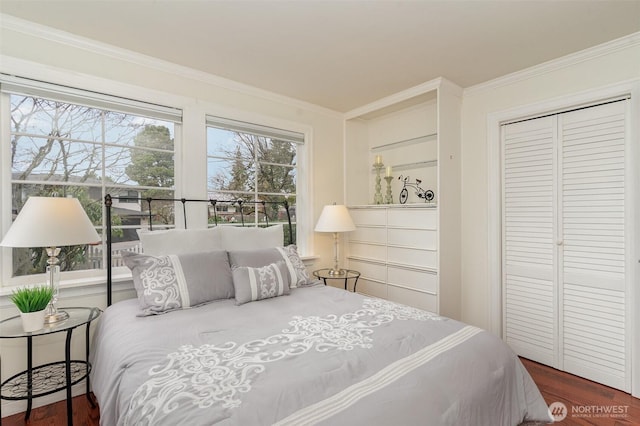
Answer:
[313,269,361,292]
[0,307,101,426]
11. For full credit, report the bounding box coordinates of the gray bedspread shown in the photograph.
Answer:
[90,284,552,426]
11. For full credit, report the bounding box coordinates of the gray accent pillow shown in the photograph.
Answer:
[232,260,290,305]
[279,245,312,287]
[227,245,311,288]
[122,250,233,316]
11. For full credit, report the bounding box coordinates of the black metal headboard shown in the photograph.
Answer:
[104,194,294,306]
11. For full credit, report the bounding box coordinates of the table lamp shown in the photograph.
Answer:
[0,197,101,323]
[314,203,356,275]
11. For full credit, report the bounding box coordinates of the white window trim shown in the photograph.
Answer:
[0,71,187,290]
[204,105,314,256]
[0,58,316,293]
[0,73,183,122]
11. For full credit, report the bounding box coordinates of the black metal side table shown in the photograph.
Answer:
[0,307,101,426]
[313,269,361,292]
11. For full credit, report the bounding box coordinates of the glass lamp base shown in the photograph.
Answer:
[44,310,69,324]
[328,269,346,276]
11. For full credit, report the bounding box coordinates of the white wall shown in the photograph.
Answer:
[461,35,640,397]
[460,35,640,331]
[0,19,343,416]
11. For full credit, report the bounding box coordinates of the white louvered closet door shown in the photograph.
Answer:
[560,101,628,391]
[502,116,557,367]
[502,99,630,392]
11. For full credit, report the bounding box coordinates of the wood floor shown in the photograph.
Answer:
[520,358,640,426]
[2,358,639,425]
[2,393,99,426]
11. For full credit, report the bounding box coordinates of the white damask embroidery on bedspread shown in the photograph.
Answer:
[123,298,441,426]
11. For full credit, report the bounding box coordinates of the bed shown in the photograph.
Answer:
[90,195,553,426]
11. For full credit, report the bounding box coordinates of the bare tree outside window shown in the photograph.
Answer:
[207,126,297,243]
[9,95,176,277]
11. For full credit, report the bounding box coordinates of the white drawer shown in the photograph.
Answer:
[347,258,386,282]
[355,278,388,299]
[388,247,437,270]
[387,285,438,313]
[387,208,436,230]
[387,228,436,250]
[387,266,438,294]
[349,208,386,226]
[349,226,386,245]
[347,242,386,263]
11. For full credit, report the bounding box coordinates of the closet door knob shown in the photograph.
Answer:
[556,240,564,246]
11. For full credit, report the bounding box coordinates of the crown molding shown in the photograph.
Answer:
[464,31,640,96]
[0,14,342,118]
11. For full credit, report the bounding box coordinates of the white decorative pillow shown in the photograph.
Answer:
[137,227,222,256]
[122,250,234,316]
[227,245,311,288]
[232,261,290,305]
[218,224,284,250]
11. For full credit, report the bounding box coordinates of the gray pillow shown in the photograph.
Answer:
[122,250,234,316]
[232,260,290,305]
[227,245,311,288]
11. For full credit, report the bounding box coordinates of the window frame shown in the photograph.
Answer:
[0,78,183,288]
[205,113,312,256]
[0,75,315,292]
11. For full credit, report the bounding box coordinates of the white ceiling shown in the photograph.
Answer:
[1,0,639,112]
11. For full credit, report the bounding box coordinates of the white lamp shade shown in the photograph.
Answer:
[1,197,101,248]
[314,204,356,233]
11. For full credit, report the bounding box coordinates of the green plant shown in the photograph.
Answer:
[10,285,53,313]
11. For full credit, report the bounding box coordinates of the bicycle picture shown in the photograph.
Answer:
[398,175,434,204]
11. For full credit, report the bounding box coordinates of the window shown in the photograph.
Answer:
[2,77,181,284]
[120,190,140,203]
[206,116,303,246]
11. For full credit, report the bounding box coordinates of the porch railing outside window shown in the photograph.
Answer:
[2,78,181,281]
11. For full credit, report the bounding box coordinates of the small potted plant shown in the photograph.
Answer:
[10,285,54,332]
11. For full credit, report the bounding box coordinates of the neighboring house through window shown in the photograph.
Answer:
[1,77,311,287]
[1,77,181,285]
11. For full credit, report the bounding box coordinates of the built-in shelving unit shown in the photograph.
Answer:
[348,205,439,312]
[343,77,462,318]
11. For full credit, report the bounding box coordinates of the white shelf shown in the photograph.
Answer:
[344,76,461,318]
[369,160,437,173]
[393,160,437,171]
[348,204,437,209]
[371,133,437,152]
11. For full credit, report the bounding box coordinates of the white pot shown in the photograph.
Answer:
[20,309,46,333]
